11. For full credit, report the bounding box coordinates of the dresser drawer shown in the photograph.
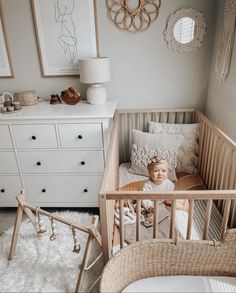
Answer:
[0,152,18,173]
[0,125,13,149]
[12,124,58,149]
[0,176,22,204]
[58,123,103,148]
[24,175,102,205]
[18,150,104,173]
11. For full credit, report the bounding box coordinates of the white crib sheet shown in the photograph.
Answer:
[118,163,222,241]
[122,276,236,293]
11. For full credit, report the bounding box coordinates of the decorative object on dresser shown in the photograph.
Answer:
[14,90,38,106]
[106,0,161,32]
[0,92,23,114]
[31,0,98,76]
[164,8,207,53]
[50,93,62,105]
[79,57,110,105]
[0,99,116,207]
[0,1,14,77]
[60,87,81,105]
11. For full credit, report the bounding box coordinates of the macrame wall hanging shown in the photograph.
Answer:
[215,0,236,83]
[106,0,161,32]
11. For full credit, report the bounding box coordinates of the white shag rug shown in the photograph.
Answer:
[0,211,103,292]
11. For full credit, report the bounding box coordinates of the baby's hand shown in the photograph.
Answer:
[164,200,172,206]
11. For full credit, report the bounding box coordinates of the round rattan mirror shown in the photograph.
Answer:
[164,8,206,53]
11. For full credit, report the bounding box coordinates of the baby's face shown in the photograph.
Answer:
[150,163,168,184]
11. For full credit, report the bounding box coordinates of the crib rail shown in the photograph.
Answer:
[195,110,236,227]
[99,111,120,261]
[107,191,236,250]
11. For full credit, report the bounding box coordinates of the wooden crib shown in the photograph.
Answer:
[99,108,236,262]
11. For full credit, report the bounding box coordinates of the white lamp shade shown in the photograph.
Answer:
[79,57,110,84]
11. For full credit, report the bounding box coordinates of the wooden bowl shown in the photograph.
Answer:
[60,87,81,105]
[61,96,81,105]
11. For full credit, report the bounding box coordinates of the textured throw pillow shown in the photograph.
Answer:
[149,122,200,174]
[128,130,183,182]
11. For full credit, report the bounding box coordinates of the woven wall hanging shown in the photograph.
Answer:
[215,0,236,83]
[106,0,161,32]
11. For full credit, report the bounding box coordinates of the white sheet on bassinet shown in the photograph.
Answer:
[118,163,222,241]
[122,276,236,293]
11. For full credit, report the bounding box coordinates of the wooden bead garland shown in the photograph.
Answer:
[49,217,57,241]
[35,206,47,234]
[71,226,81,253]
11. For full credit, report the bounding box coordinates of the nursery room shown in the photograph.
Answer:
[0,0,236,292]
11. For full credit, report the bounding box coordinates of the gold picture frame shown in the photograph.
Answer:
[0,1,14,78]
[31,0,99,77]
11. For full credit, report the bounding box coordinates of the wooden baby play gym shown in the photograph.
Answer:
[8,190,102,293]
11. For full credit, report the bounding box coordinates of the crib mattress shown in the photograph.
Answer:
[118,163,222,241]
[122,276,236,293]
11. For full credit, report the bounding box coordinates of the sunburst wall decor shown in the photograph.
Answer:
[106,0,161,32]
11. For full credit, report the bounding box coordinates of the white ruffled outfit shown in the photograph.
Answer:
[142,179,175,210]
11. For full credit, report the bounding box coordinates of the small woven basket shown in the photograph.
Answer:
[14,91,38,106]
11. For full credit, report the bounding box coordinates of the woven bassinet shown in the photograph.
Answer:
[100,229,236,293]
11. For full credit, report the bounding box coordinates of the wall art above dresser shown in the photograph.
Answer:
[0,100,116,207]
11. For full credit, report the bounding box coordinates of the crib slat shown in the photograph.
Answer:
[230,200,236,228]
[136,200,141,242]
[187,200,194,240]
[211,137,220,189]
[202,124,210,181]
[199,121,206,177]
[153,200,158,239]
[205,132,214,186]
[220,199,231,240]
[215,140,225,189]
[119,200,124,248]
[208,135,217,189]
[203,200,213,240]
[219,146,229,190]
[170,200,176,239]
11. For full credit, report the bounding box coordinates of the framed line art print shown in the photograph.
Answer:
[31,0,98,76]
[0,1,14,78]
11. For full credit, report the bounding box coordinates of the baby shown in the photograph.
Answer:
[142,156,175,211]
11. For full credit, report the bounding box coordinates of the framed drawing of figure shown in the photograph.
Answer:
[31,0,98,76]
[0,1,14,78]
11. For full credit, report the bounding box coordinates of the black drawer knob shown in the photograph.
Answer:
[78,135,83,139]
[81,161,85,166]
[1,188,5,193]
[32,136,36,140]
[83,188,88,193]
[42,188,46,193]
[36,161,41,166]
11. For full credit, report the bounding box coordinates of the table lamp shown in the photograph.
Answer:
[79,57,110,105]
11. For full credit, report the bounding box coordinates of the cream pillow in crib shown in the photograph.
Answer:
[129,129,183,182]
[149,122,200,174]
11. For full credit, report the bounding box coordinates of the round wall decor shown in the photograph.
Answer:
[164,8,207,53]
[106,0,161,33]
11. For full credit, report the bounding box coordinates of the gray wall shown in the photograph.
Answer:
[97,0,216,109]
[206,0,236,141]
[1,0,215,109]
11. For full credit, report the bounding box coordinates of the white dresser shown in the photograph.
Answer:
[0,100,116,207]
